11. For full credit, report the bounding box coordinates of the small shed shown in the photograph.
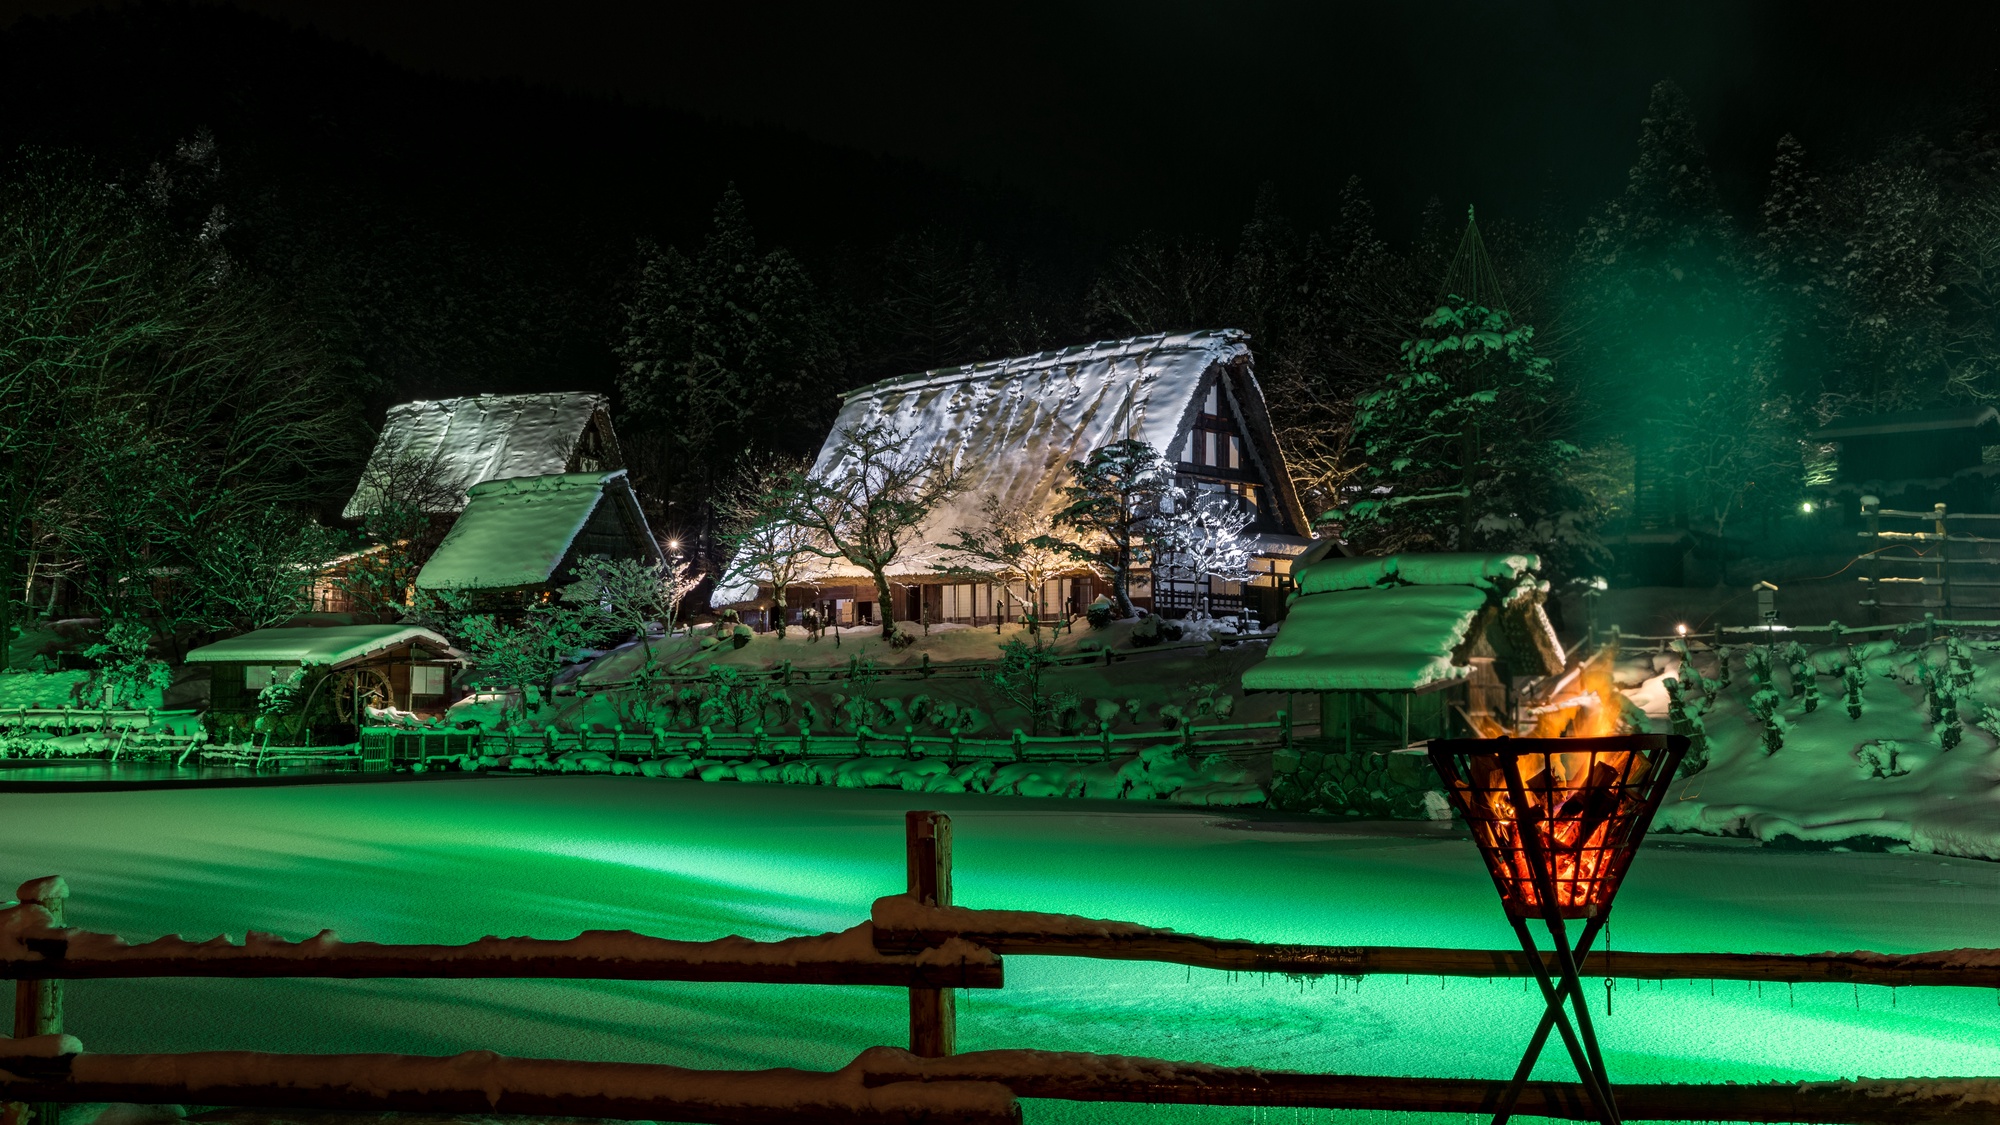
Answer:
[1241,553,1565,750]
[187,624,464,739]
[1816,406,2000,486]
[414,469,665,602]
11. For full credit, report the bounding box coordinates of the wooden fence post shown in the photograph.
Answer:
[1865,496,1883,624]
[905,811,954,1058]
[1935,502,1951,613]
[10,876,66,1125]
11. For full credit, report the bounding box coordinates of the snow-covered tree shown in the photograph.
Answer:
[1055,440,1173,619]
[564,555,690,678]
[453,600,599,720]
[0,146,360,657]
[1570,80,1801,542]
[782,420,969,640]
[1337,283,1572,554]
[717,455,825,640]
[339,451,462,615]
[1148,487,1254,616]
[938,497,1091,636]
[615,186,840,521]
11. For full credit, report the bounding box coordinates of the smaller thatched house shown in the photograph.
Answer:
[1242,553,1565,750]
[413,470,664,603]
[187,624,464,742]
[343,392,625,519]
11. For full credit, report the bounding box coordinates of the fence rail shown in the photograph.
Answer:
[362,713,1292,770]
[1593,616,2000,656]
[1857,500,2000,616]
[622,632,1267,691]
[8,812,2000,1124]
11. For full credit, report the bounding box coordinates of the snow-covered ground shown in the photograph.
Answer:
[1620,636,2000,860]
[8,777,2000,1123]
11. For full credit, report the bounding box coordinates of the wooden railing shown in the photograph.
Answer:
[362,713,1292,770]
[612,631,1270,690]
[7,811,2000,1122]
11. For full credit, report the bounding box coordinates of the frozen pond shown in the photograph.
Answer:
[8,776,2000,1122]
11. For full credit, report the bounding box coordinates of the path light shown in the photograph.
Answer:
[1428,733,1688,1125]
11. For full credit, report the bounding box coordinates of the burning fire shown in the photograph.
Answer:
[1458,748,1653,917]
[1521,647,1627,739]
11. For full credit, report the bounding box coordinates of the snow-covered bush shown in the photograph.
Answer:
[83,621,170,709]
[1856,739,1908,779]
[982,638,1061,735]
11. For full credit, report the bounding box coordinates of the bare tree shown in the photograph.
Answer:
[1149,487,1254,617]
[718,455,825,639]
[340,451,463,614]
[783,420,969,640]
[564,554,690,679]
[938,496,1091,638]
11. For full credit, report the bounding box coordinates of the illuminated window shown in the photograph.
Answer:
[411,665,446,696]
[1205,432,1216,465]
[243,665,288,691]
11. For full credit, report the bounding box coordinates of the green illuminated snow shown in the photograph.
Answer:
[8,778,2000,1123]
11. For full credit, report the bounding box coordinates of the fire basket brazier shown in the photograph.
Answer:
[1428,733,1688,1125]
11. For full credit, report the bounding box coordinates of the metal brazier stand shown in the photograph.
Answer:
[1428,734,1688,1125]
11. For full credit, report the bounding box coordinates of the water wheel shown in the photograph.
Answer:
[331,666,394,723]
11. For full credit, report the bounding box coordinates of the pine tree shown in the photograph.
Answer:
[615,187,839,527]
[1338,209,1575,558]
[1570,80,1802,546]
[1055,440,1172,619]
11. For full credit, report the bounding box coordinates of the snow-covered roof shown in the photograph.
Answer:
[343,393,613,519]
[185,625,461,667]
[1815,405,2000,440]
[415,470,663,592]
[716,329,1285,604]
[1242,552,1564,693]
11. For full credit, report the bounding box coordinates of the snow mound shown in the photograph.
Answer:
[1655,637,2000,860]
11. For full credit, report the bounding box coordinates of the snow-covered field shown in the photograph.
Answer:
[1619,635,2000,859]
[9,777,2000,1123]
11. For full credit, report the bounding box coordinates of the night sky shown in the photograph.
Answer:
[7,0,1996,239]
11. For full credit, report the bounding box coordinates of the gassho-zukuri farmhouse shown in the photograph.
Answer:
[713,328,1317,629]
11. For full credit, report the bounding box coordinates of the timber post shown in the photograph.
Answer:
[1098,720,1113,760]
[1935,503,1951,613]
[905,811,955,1057]
[1864,495,1882,624]
[10,875,66,1125]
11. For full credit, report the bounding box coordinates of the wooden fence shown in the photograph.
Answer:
[357,713,1290,772]
[1591,616,2000,656]
[1857,500,2000,616]
[7,810,2000,1123]
[621,631,1267,691]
